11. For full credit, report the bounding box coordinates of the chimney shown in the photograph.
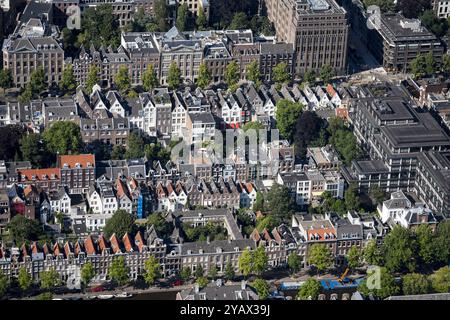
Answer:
[241,280,246,290]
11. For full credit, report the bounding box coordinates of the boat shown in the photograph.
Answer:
[52,298,63,300]
[85,295,97,300]
[114,292,132,298]
[97,294,114,300]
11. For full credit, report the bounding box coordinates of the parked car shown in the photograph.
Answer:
[90,285,104,293]
[172,279,183,287]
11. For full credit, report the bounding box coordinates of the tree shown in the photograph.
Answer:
[434,221,450,267]
[252,278,270,300]
[382,225,417,273]
[20,133,47,167]
[424,52,437,76]
[308,244,333,273]
[180,267,192,281]
[266,183,296,220]
[443,54,450,74]
[142,64,158,92]
[328,120,361,166]
[253,246,268,275]
[420,10,448,37]
[246,60,261,87]
[275,99,303,142]
[7,215,42,244]
[42,121,83,155]
[319,64,334,85]
[224,262,235,281]
[431,266,450,293]
[347,246,362,270]
[415,224,436,267]
[108,256,130,286]
[303,70,316,84]
[196,276,208,288]
[79,4,120,48]
[369,186,386,205]
[147,213,173,238]
[176,4,189,31]
[194,264,205,278]
[103,209,135,238]
[208,265,218,279]
[196,9,207,30]
[297,278,321,300]
[81,262,95,286]
[362,0,395,12]
[144,256,161,285]
[224,61,240,90]
[402,273,430,295]
[345,183,361,212]
[167,62,181,90]
[0,69,13,93]
[19,87,33,103]
[357,267,400,299]
[86,66,100,94]
[29,68,46,95]
[197,63,211,89]
[238,248,253,277]
[35,292,53,300]
[0,272,9,297]
[363,239,383,265]
[411,54,427,78]
[114,65,131,94]
[253,191,265,212]
[229,12,249,30]
[273,62,291,89]
[40,269,60,290]
[18,267,33,292]
[154,0,168,31]
[111,145,126,160]
[294,111,325,157]
[125,131,145,159]
[60,64,77,93]
[287,253,302,274]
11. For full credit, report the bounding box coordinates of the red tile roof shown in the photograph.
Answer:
[109,234,121,254]
[306,227,336,241]
[98,235,109,252]
[31,242,39,254]
[19,168,60,182]
[64,242,72,257]
[53,243,61,256]
[123,233,134,253]
[135,232,145,253]
[84,235,96,255]
[58,154,95,169]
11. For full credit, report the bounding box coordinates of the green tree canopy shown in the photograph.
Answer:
[402,273,430,295]
[293,111,325,157]
[238,248,253,277]
[253,245,268,275]
[229,12,249,29]
[252,278,270,300]
[176,4,189,31]
[357,267,400,299]
[0,69,13,92]
[382,225,417,273]
[103,209,135,238]
[347,246,362,270]
[303,70,316,84]
[40,269,61,290]
[362,0,395,12]
[266,183,296,220]
[431,266,450,293]
[194,264,205,278]
[142,64,158,92]
[167,62,181,90]
[20,133,48,168]
[275,99,303,142]
[252,191,265,212]
[415,224,437,267]
[7,215,43,244]
[363,239,383,266]
[224,262,235,281]
[29,68,46,95]
[108,256,130,286]
[197,63,211,89]
[434,221,450,267]
[196,276,208,288]
[225,60,240,90]
[308,244,334,273]
[246,60,261,87]
[79,4,121,48]
[154,0,168,31]
[86,66,100,94]
[180,267,192,281]
[147,212,173,238]
[114,65,131,94]
[144,256,162,285]
[287,253,302,273]
[0,272,9,297]
[297,278,321,300]
[18,267,33,292]
[125,131,145,159]
[319,64,334,85]
[273,62,291,89]
[81,262,95,286]
[196,9,208,30]
[345,183,361,212]
[60,64,77,93]
[208,265,218,279]
[42,121,83,155]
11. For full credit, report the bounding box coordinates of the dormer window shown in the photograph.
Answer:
[75,163,81,168]
[63,163,68,168]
